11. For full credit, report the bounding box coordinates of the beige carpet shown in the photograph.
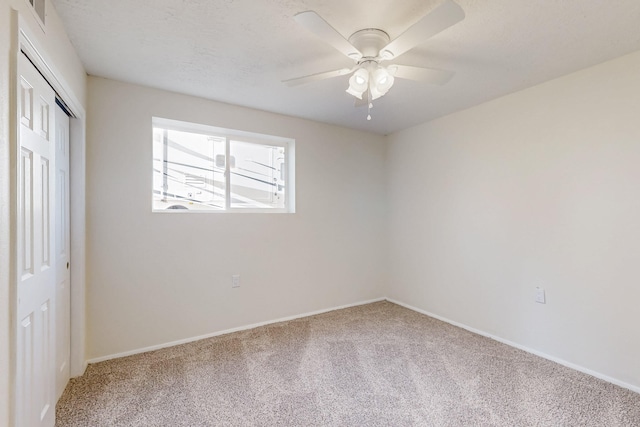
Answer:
[56,301,640,426]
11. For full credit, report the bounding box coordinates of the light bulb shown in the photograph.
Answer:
[355,75,366,85]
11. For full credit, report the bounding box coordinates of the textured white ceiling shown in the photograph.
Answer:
[51,0,640,135]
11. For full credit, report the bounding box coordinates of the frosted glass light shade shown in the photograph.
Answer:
[346,68,369,99]
[370,67,394,100]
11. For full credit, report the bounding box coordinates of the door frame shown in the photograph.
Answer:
[10,10,87,418]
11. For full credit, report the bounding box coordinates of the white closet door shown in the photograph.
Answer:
[16,52,57,427]
[55,103,71,400]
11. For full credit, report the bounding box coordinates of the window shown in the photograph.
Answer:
[152,118,294,212]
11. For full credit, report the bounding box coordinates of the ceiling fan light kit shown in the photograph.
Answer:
[345,60,395,101]
[285,0,465,120]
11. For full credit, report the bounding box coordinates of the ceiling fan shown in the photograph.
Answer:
[284,0,465,120]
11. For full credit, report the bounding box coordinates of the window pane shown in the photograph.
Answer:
[153,128,225,211]
[230,140,285,209]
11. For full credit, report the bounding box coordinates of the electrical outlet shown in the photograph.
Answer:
[232,275,240,288]
[535,287,546,304]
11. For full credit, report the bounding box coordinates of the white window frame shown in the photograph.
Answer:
[152,117,295,213]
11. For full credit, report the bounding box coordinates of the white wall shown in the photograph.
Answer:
[86,77,387,360]
[0,0,86,424]
[388,50,640,389]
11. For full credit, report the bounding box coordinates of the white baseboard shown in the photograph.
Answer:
[85,296,640,395]
[87,297,386,364]
[386,298,640,395]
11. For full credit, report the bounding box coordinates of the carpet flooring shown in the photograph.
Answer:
[56,301,640,426]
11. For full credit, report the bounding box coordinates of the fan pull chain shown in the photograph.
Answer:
[367,102,372,121]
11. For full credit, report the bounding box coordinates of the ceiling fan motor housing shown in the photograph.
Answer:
[348,29,391,60]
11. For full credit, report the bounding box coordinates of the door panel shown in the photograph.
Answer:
[17,52,57,427]
[41,157,50,268]
[55,103,71,399]
[20,148,34,277]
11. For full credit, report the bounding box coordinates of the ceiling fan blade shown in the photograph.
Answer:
[381,0,464,60]
[390,65,454,85]
[283,68,353,87]
[294,11,362,59]
[354,97,368,108]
